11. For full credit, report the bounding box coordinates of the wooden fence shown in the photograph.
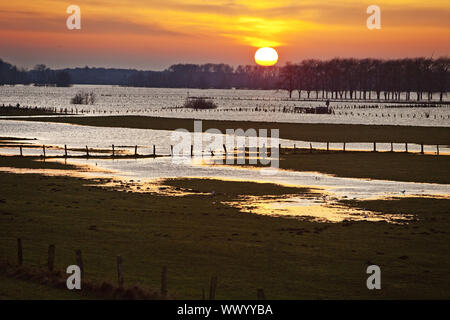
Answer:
[15,142,443,158]
[12,238,266,300]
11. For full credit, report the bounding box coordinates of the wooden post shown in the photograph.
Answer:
[373,142,376,152]
[43,145,46,157]
[112,144,115,157]
[343,142,346,152]
[309,143,313,153]
[48,244,55,272]
[75,250,84,274]
[437,144,439,156]
[223,144,227,154]
[420,144,424,154]
[327,142,329,152]
[64,145,68,157]
[257,289,266,300]
[278,144,281,154]
[117,256,124,287]
[134,145,138,156]
[390,142,394,152]
[85,146,89,157]
[209,275,217,300]
[161,266,167,296]
[405,143,408,153]
[19,146,23,156]
[191,145,194,157]
[170,145,173,157]
[17,238,23,266]
[153,145,156,157]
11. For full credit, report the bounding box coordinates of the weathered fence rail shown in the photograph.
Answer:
[12,141,446,158]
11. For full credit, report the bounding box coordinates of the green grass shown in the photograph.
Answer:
[211,148,450,184]
[7,115,450,144]
[0,107,61,116]
[0,156,76,170]
[0,156,449,299]
[0,275,89,300]
[276,150,450,184]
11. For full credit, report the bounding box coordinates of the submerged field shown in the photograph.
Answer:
[1,110,449,299]
[0,156,449,299]
[7,115,450,144]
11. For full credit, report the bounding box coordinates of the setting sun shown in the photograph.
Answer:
[254,47,278,66]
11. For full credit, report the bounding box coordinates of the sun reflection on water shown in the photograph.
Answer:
[223,195,415,224]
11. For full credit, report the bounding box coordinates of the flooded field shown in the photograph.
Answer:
[0,120,448,157]
[1,86,449,300]
[1,85,449,126]
[1,85,449,222]
[1,136,450,223]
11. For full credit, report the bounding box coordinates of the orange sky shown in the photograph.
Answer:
[0,0,449,69]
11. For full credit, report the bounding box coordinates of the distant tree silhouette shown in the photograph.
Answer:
[0,57,448,102]
[0,59,28,85]
[280,57,449,101]
[56,71,71,87]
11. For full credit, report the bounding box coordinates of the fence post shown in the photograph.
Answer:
[19,146,23,156]
[343,142,346,152]
[85,146,89,157]
[75,250,84,275]
[135,145,138,156]
[373,142,376,152]
[327,142,329,152]
[390,142,393,152]
[209,275,217,300]
[257,289,266,300]
[43,145,46,157]
[153,145,156,157]
[48,244,55,272]
[309,143,313,153]
[170,145,173,157]
[161,266,167,297]
[117,255,124,287]
[17,238,23,266]
[223,144,227,155]
[420,144,424,155]
[112,144,115,157]
[64,145,68,157]
[437,144,439,156]
[405,143,408,153]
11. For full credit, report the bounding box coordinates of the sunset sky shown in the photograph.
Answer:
[1,0,449,70]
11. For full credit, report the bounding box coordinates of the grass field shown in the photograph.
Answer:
[0,156,449,299]
[3,136,449,184]
[0,274,89,300]
[243,149,450,184]
[0,106,61,116]
[7,115,450,144]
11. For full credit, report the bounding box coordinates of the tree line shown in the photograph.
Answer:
[126,63,279,89]
[280,58,449,102]
[1,57,448,101]
[0,60,71,87]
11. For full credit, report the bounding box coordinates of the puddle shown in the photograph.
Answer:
[99,178,212,197]
[223,194,414,223]
[1,137,448,225]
